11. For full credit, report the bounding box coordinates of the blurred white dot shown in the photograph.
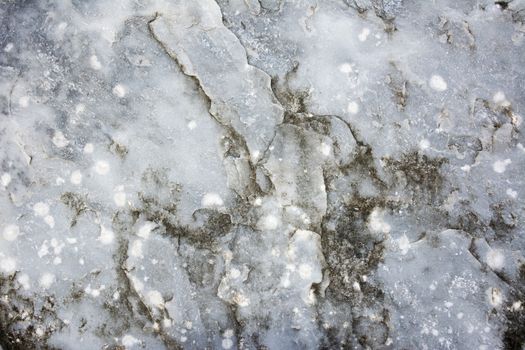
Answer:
[112,84,127,98]
[70,170,83,185]
[94,160,110,175]
[347,101,359,114]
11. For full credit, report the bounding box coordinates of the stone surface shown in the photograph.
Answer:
[0,0,524,349]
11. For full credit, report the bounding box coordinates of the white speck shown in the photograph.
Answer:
[281,275,291,287]
[39,273,55,289]
[510,112,522,127]
[493,159,511,173]
[129,240,143,258]
[487,287,503,307]
[511,301,522,311]
[122,335,140,348]
[187,120,197,130]
[419,139,430,150]
[233,292,250,307]
[94,160,110,175]
[90,288,100,297]
[75,104,85,114]
[429,75,447,92]
[83,143,94,154]
[253,197,262,206]
[338,63,353,74]
[0,257,17,273]
[301,213,311,225]
[493,91,510,107]
[493,91,505,103]
[147,290,164,308]
[18,96,29,108]
[347,101,360,114]
[486,249,505,270]
[44,215,55,228]
[201,192,224,207]
[397,234,410,255]
[4,43,13,52]
[320,142,331,156]
[258,214,280,230]
[431,329,439,336]
[222,338,234,349]
[461,165,471,172]
[51,239,64,254]
[3,224,20,241]
[53,257,62,265]
[137,222,156,239]
[35,327,44,337]
[33,202,50,217]
[305,288,316,305]
[224,329,234,338]
[57,22,67,31]
[229,268,241,279]
[298,264,312,279]
[17,273,30,290]
[52,131,69,148]
[445,301,453,308]
[98,225,114,245]
[358,27,371,42]
[114,191,127,207]
[1,173,11,187]
[38,241,49,258]
[89,55,102,70]
[70,170,82,185]
[112,84,127,98]
[457,312,464,319]
[353,281,361,291]
[506,188,517,199]
[368,208,391,234]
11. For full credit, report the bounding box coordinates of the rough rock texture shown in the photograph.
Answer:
[0,0,524,349]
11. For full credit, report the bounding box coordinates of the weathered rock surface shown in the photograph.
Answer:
[0,0,524,349]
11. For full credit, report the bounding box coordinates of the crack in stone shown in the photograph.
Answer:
[113,212,183,350]
[147,12,272,201]
[6,68,22,119]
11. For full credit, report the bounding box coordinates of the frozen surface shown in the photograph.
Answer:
[0,0,524,349]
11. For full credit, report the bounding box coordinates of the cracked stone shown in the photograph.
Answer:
[1,0,524,349]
